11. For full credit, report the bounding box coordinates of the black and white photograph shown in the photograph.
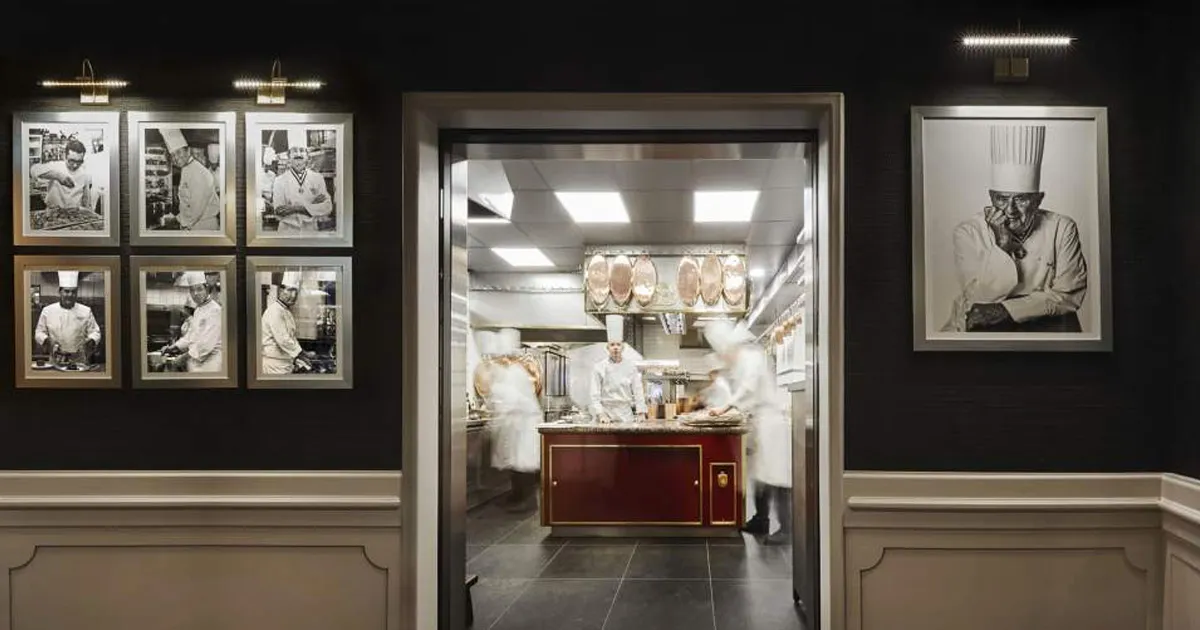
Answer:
[130,256,239,388]
[128,112,237,246]
[14,256,122,388]
[911,106,1112,352]
[13,112,120,246]
[246,257,353,389]
[245,113,354,247]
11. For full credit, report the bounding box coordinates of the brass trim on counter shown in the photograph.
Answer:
[709,461,739,526]
[547,444,703,526]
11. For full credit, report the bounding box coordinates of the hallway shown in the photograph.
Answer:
[466,498,806,630]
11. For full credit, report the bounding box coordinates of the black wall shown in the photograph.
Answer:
[1173,46,1200,479]
[0,4,1189,473]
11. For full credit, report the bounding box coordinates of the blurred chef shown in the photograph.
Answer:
[161,128,221,231]
[699,354,733,410]
[161,272,222,373]
[705,320,792,544]
[589,315,647,423]
[485,329,543,512]
[35,271,101,361]
[31,138,93,213]
[261,271,316,374]
[271,130,333,233]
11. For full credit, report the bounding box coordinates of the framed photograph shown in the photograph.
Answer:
[12,111,120,246]
[911,106,1112,352]
[128,112,237,246]
[130,256,238,388]
[246,256,352,389]
[14,256,122,388]
[245,113,353,247]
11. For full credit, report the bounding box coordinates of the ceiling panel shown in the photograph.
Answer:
[577,224,639,245]
[468,235,485,247]
[542,247,585,268]
[468,222,534,247]
[749,221,802,246]
[533,161,619,190]
[635,221,695,244]
[518,221,584,248]
[747,245,790,275]
[755,188,805,222]
[764,158,807,189]
[468,248,510,272]
[623,190,691,223]
[501,160,548,190]
[615,160,692,190]
[692,223,752,243]
[510,191,565,223]
[692,159,771,189]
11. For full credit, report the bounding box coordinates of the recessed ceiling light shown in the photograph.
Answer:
[554,191,630,223]
[694,190,760,223]
[491,248,555,268]
[749,268,767,279]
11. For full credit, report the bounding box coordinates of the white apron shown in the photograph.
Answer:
[488,362,542,472]
[728,347,792,488]
[589,358,646,423]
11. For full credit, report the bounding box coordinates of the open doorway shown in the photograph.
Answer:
[400,94,844,630]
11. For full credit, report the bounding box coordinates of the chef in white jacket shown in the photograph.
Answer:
[943,125,1088,333]
[161,128,221,231]
[161,272,223,373]
[271,129,333,234]
[590,315,647,423]
[699,354,733,410]
[705,320,793,544]
[485,329,543,512]
[35,271,101,362]
[261,271,315,374]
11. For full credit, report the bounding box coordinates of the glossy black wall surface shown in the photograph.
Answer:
[0,4,1186,472]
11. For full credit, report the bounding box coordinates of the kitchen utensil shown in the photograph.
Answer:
[699,254,723,306]
[676,256,700,307]
[609,254,634,306]
[585,254,610,306]
[632,255,657,307]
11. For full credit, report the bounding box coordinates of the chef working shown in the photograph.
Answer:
[34,271,101,365]
[261,271,317,374]
[705,320,793,545]
[589,315,647,423]
[481,329,543,512]
[160,272,223,373]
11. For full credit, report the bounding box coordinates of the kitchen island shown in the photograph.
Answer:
[538,420,747,536]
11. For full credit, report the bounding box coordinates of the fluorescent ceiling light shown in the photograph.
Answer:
[961,35,1073,47]
[554,191,629,223]
[749,268,767,279]
[480,192,514,217]
[491,248,555,268]
[694,190,760,223]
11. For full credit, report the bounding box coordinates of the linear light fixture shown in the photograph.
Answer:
[961,28,1074,83]
[554,191,629,223]
[962,35,1073,47]
[233,59,323,105]
[694,190,760,223]
[491,247,555,268]
[40,59,126,105]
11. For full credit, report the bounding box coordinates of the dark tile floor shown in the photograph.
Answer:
[466,498,807,630]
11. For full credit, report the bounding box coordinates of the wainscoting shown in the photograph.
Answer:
[843,472,1200,630]
[0,472,402,630]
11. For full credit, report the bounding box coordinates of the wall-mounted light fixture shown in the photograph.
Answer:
[233,59,323,105]
[40,59,127,105]
[961,29,1074,83]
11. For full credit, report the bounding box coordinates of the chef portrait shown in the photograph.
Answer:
[253,264,344,382]
[25,125,110,234]
[146,126,223,232]
[262,126,335,234]
[145,271,225,375]
[30,271,104,372]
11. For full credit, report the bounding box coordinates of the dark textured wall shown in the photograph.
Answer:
[1172,48,1200,479]
[0,3,1185,472]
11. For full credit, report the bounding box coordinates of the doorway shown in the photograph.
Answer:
[400,94,845,630]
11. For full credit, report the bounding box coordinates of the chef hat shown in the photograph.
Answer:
[496,328,521,355]
[57,271,79,289]
[475,331,497,356]
[180,271,207,287]
[160,127,188,153]
[262,146,277,166]
[284,126,309,153]
[605,314,625,343]
[990,125,1046,194]
[280,270,302,288]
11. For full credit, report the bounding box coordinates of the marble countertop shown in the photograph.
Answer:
[538,420,748,435]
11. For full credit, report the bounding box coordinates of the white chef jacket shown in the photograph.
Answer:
[173,299,223,373]
[30,161,92,211]
[590,357,647,423]
[726,345,792,488]
[177,159,221,231]
[703,375,733,410]
[488,362,542,473]
[261,299,302,374]
[271,168,332,233]
[944,210,1088,332]
[34,302,101,354]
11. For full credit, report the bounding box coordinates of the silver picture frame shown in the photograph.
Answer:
[14,255,122,388]
[911,105,1113,352]
[245,112,354,248]
[12,111,121,246]
[127,112,237,246]
[246,256,353,389]
[130,256,239,389]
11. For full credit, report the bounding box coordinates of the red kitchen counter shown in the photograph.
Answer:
[538,421,747,533]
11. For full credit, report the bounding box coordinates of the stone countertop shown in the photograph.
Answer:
[538,421,748,435]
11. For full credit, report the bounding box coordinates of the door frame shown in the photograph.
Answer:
[400,92,846,630]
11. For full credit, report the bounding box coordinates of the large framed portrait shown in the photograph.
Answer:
[14,256,122,388]
[128,112,237,246]
[911,106,1112,352]
[246,256,352,389]
[12,111,120,246]
[130,256,239,388]
[245,113,353,248]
